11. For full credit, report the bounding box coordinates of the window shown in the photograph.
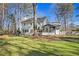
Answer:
[30,23,32,25]
[22,29,25,33]
[25,30,29,32]
[44,26,48,32]
[22,29,29,33]
[24,23,25,26]
[46,27,48,32]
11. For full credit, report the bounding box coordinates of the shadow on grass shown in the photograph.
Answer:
[25,49,63,56]
[19,43,58,56]
[0,37,79,56]
[0,39,12,56]
[6,42,59,56]
[0,39,8,46]
[7,40,79,56]
[58,37,79,43]
[26,50,48,56]
[37,42,79,56]
[21,42,79,56]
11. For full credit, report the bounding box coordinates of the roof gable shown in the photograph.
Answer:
[21,16,47,24]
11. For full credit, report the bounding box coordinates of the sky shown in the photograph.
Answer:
[37,3,56,22]
[37,3,79,25]
[5,3,79,28]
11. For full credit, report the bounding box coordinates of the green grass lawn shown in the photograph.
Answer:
[0,35,79,56]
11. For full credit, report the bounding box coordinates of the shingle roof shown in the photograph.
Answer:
[48,22,61,26]
[21,16,47,24]
[42,24,56,28]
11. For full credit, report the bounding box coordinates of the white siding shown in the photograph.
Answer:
[42,29,60,35]
[42,32,55,35]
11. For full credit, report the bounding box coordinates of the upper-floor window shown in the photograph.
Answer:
[30,23,32,25]
[24,23,25,26]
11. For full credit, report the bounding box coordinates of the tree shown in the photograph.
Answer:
[32,3,37,36]
[21,3,33,16]
[18,4,33,31]
[0,4,3,32]
[56,3,74,33]
[0,3,8,34]
[6,4,17,34]
[8,13,16,34]
[7,4,33,34]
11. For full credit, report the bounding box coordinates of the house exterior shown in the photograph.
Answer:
[20,17,48,35]
[20,17,61,35]
[42,22,61,35]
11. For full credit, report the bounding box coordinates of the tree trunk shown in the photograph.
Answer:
[64,15,67,34]
[32,3,37,36]
[2,3,5,31]
[13,17,17,35]
[12,14,17,35]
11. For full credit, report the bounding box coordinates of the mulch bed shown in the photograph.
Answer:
[0,35,9,39]
[28,35,62,41]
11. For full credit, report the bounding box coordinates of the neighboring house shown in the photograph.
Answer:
[20,17,48,35]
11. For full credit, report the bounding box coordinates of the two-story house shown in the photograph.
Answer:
[20,17,61,35]
[20,17,48,35]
